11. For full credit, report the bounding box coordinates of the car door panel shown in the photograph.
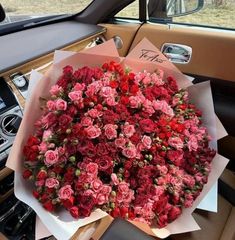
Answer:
[129,23,235,82]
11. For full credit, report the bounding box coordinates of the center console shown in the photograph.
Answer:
[0,79,22,170]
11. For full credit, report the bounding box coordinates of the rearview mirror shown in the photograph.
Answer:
[0,4,6,22]
[167,0,204,17]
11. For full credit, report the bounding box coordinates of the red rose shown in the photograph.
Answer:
[153,194,169,214]
[130,84,139,95]
[96,143,109,156]
[95,155,113,171]
[59,114,73,127]
[36,170,47,180]
[40,193,49,203]
[168,206,182,222]
[27,136,40,146]
[28,152,38,162]
[32,190,40,199]
[70,206,80,218]
[120,96,129,105]
[139,119,155,133]
[62,196,75,209]
[63,65,73,75]
[167,150,184,167]
[157,214,168,228]
[111,207,121,218]
[22,169,32,179]
[43,201,55,212]
[109,80,119,88]
[79,194,96,217]
[120,207,129,218]
[120,82,129,93]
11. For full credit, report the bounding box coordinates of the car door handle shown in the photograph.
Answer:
[161,43,192,64]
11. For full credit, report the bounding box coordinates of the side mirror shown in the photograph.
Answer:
[0,4,6,22]
[167,0,204,17]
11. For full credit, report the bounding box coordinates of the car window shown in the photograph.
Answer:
[0,0,93,25]
[115,0,139,19]
[147,0,235,30]
[174,0,235,29]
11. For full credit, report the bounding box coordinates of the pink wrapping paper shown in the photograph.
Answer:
[6,39,229,239]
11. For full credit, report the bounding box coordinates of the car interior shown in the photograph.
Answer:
[0,0,234,239]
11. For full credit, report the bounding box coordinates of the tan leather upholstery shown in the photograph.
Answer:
[99,23,141,57]
[129,24,235,82]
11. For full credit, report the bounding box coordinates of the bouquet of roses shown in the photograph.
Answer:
[22,58,216,228]
[7,39,228,239]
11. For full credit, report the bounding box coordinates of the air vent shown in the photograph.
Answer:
[1,114,22,136]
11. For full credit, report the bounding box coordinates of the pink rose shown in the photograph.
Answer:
[42,130,52,140]
[55,99,67,111]
[41,112,57,129]
[86,162,98,177]
[73,83,85,91]
[35,180,45,187]
[81,117,93,127]
[183,175,195,188]
[115,137,126,148]
[142,135,152,149]
[153,100,174,117]
[122,123,135,138]
[187,135,198,152]
[142,75,152,85]
[85,125,101,139]
[106,97,117,106]
[49,85,62,96]
[116,182,134,205]
[168,137,184,150]
[45,178,59,188]
[46,100,56,111]
[184,194,194,208]
[91,179,103,192]
[85,81,103,97]
[151,71,164,86]
[100,86,115,98]
[97,185,111,205]
[87,109,102,118]
[111,173,119,185]
[96,193,107,205]
[143,99,155,116]
[122,145,137,158]
[39,142,48,153]
[104,124,118,140]
[100,185,112,195]
[129,96,142,108]
[68,91,83,102]
[58,185,74,200]
[44,149,59,166]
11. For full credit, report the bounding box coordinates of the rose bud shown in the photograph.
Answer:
[69,156,76,163]
[66,129,72,134]
[32,190,40,199]
[22,169,32,179]
[69,206,80,219]
[75,169,81,176]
